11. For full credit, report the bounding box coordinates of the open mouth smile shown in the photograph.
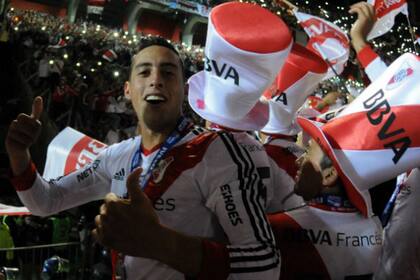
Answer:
[145,94,167,105]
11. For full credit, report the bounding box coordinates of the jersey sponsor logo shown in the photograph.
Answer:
[363,88,411,164]
[113,168,125,181]
[386,63,413,90]
[204,56,240,86]
[152,156,174,184]
[284,228,382,247]
[153,198,176,211]
[336,232,382,247]
[77,159,100,183]
[286,228,333,245]
[220,184,243,226]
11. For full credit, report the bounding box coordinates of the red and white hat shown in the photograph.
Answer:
[261,43,327,135]
[188,2,293,131]
[298,53,420,217]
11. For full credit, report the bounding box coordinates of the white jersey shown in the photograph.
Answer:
[264,138,305,213]
[14,128,279,280]
[269,206,383,279]
[375,168,420,280]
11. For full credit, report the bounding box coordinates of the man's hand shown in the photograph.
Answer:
[349,2,376,52]
[316,91,341,111]
[6,96,43,176]
[92,167,161,258]
[93,168,203,276]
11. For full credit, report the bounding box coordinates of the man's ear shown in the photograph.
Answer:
[124,81,131,100]
[322,166,338,186]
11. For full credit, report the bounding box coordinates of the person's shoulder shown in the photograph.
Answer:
[265,140,303,158]
[182,127,264,153]
[180,127,219,150]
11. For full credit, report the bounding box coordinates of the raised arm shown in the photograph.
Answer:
[349,2,388,82]
[6,96,43,176]
[349,2,376,53]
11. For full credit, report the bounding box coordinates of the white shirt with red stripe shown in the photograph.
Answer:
[269,205,383,279]
[357,45,388,82]
[264,137,305,213]
[375,168,420,280]
[12,128,279,280]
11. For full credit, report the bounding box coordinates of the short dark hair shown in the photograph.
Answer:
[135,36,179,56]
[129,36,184,78]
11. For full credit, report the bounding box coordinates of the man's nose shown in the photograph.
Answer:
[149,70,163,88]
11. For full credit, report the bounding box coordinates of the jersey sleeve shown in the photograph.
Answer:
[10,148,113,217]
[357,45,388,82]
[199,132,280,279]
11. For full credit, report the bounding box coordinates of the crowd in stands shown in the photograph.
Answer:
[3,8,205,143]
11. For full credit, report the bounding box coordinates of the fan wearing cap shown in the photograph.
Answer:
[263,43,381,278]
[270,52,420,279]
[7,3,295,280]
[260,43,327,213]
[269,136,383,279]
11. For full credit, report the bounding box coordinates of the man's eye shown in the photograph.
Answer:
[138,70,149,76]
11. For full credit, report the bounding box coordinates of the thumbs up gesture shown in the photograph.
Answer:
[6,96,43,175]
[92,168,161,258]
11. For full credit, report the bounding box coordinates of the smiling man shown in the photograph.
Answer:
[127,41,185,137]
[7,34,280,279]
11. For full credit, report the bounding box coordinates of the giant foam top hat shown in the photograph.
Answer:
[261,43,328,135]
[297,53,420,217]
[188,2,293,131]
